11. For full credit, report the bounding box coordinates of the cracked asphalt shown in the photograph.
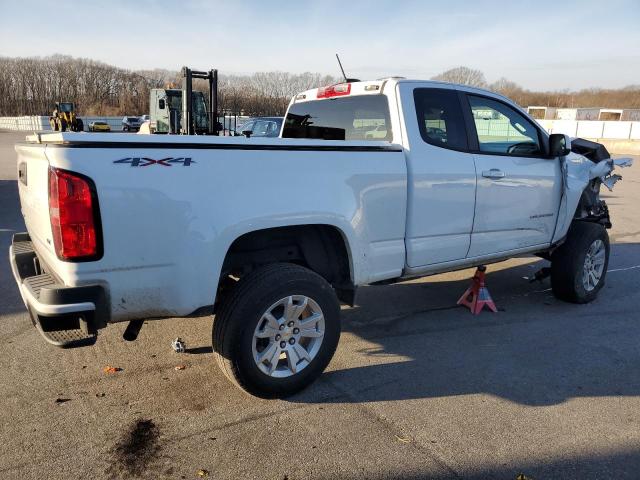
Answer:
[1,131,639,479]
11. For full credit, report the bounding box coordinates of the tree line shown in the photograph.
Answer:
[0,55,336,117]
[433,66,640,109]
[1,56,639,118]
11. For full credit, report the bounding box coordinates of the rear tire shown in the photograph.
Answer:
[551,222,609,303]
[212,263,341,398]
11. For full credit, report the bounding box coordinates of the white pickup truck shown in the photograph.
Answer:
[10,78,630,397]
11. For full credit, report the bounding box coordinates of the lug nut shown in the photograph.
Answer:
[293,328,300,334]
[289,338,295,345]
[279,324,285,331]
[280,341,286,348]
[287,321,294,327]
[275,334,281,341]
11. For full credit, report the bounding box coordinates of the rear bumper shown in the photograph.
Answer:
[9,233,109,347]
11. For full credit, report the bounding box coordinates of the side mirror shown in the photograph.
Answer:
[158,99,165,110]
[242,130,252,138]
[549,133,571,157]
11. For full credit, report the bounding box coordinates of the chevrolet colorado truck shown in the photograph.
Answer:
[9,78,631,397]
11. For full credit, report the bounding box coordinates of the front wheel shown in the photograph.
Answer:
[213,263,341,398]
[551,222,609,303]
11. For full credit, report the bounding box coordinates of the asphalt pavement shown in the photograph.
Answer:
[1,131,639,479]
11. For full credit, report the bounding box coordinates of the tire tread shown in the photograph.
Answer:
[551,221,609,303]
[212,263,339,397]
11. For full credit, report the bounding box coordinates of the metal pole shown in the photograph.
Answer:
[182,66,193,135]
[207,70,215,135]
[212,69,218,136]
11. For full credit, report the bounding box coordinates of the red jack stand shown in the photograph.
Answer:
[457,265,497,314]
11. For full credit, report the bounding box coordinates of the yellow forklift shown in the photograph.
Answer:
[49,102,84,132]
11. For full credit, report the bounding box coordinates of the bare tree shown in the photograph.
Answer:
[432,66,487,88]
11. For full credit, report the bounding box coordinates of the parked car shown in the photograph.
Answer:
[122,116,142,132]
[10,78,631,398]
[236,117,283,137]
[140,114,150,122]
[364,125,389,139]
[88,121,111,132]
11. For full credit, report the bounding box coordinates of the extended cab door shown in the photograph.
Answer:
[461,92,562,257]
[399,84,477,267]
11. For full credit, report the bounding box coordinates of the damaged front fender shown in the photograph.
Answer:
[552,139,633,244]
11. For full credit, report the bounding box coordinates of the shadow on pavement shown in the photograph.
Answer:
[371,447,640,480]
[185,346,213,355]
[290,242,640,407]
[0,180,24,315]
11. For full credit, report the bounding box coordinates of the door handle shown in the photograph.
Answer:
[482,169,505,179]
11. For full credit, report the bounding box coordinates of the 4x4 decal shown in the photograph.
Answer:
[114,157,195,167]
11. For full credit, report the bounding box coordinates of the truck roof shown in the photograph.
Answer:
[290,78,519,112]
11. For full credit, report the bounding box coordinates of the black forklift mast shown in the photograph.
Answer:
[180,66,218,135]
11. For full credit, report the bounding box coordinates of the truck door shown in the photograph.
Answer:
[400,85,477,267]
[461,93,561,257]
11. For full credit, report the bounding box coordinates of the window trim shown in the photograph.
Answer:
[461,92,550,159]
[413,87,470,153]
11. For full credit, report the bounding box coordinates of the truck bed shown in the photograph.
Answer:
[15,132,408,323]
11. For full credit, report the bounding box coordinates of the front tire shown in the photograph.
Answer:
[213,263,341,398]
[551,222,609,303]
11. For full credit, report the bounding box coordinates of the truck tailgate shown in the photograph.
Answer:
[15,142,55,260]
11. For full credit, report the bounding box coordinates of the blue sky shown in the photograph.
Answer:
[1,0,639,90]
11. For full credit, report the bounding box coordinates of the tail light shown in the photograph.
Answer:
[48,167,102,261]
[317,83,351,99]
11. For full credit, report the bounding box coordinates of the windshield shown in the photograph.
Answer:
[167,92,182,110]
[282,95,392,141]
[58,103,73,113]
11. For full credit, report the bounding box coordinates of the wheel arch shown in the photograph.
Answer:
[217,223,357,306]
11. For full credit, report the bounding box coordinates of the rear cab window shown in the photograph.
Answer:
[282,95,392,141]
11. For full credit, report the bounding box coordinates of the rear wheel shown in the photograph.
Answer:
[551,222,609,303]
[212,263,341,398]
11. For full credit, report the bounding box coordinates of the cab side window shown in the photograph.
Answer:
[413,88,468,150]
[467,95,542,156]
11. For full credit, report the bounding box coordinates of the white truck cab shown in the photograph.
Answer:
[10,78,630,397]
